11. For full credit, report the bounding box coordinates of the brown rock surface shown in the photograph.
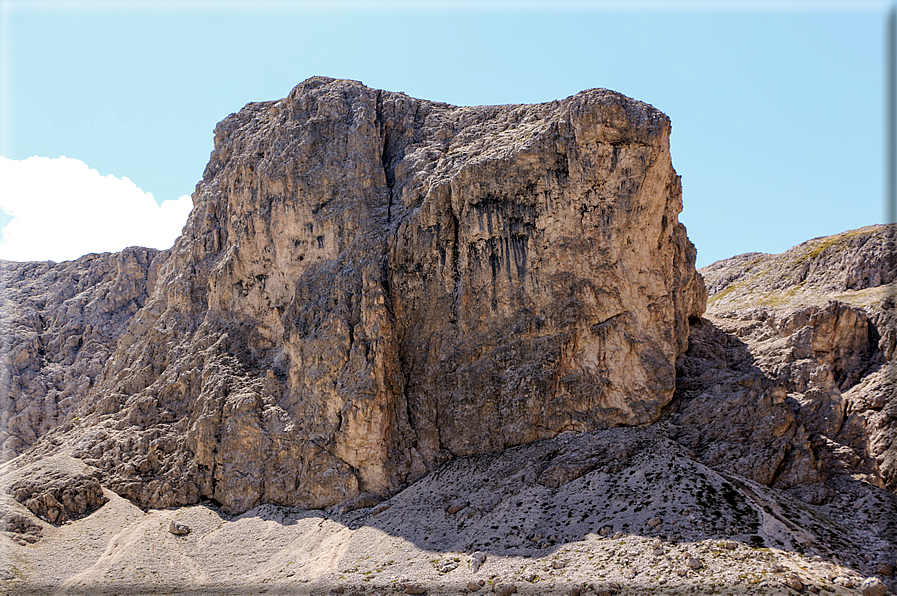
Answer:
[11,77,704,514]
[2,78,894,595]
[0,248,165,459]
[672,223,896,497]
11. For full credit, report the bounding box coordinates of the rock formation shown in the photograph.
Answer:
[674,224,895,499]
[0,248,165,459]
[1,78,895,595]
[3,77,704,514]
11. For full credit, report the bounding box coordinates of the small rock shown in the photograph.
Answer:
[551,560,566,569]
[438,561,459,574]
[686,556,703,570]
[676,568,689,577]
[524,573,538,582]
[612,532,623,539]
[492,583,516,596]
[860,577,888,596]
[370,502,390,515]
[168,521,191,536]
[647,517,662,528]
[599,525,612,536]
[875,562,894,577]
[652,546,665,557]
[470,551,487,573]
[723,540,738,550]
[447,498,468,514]
[330,587,345,595]
[405,585,426,595]
[784,573,804,591]
[833,577,855,588]
[457,506,479,520]
[770,564,787,573]
[467,581,482,592]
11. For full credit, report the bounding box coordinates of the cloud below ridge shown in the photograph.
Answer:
[0,156,193,263]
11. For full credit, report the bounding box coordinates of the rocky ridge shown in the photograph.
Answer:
[0,248,165,459]
[681,224,896,495]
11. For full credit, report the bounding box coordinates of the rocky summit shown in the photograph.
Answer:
[0,78,894,595]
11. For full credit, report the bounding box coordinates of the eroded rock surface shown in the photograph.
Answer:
[0,248,165,459]
[0,79,895,595]
[672,224,896,500]
[9,77,704,514]
[7,469,107,524]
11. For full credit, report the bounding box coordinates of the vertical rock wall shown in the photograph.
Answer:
[14,78,705,513]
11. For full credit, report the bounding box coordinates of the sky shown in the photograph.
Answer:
[0,0,893,266]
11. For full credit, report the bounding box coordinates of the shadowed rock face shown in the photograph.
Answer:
[2,81,897,595]
[672,224,897,499]
[5,77,705,514]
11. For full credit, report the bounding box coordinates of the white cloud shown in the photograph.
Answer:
[0,156,193,262]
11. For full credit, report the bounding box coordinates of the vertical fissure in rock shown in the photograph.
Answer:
[768,444,792,488]
[375,90,396,223]
[449,202,462,324]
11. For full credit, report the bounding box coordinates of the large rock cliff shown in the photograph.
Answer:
[2,80,896,596]
[5,77,705,514]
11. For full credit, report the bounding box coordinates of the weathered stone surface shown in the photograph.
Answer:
[0,507,43,544]
[6,465,107,524]
[860,576,888,596]
[0,248,165,460]
[673,224,896,497]
[2,420,895,593]
[168,520,190,535]
[701,224,896,309]
[13,77,702,514]
[1,77,896,595]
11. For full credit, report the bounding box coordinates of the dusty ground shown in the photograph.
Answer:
[2,431,893,596]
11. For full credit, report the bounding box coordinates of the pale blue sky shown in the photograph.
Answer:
[1,0,893,266]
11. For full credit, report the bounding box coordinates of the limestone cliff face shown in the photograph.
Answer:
[0,248,165,459]
[20,77,704,514]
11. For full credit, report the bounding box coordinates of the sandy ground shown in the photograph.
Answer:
[2,430,893,595]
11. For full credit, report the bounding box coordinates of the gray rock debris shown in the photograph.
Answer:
[860,576,888,596]
[492,583,516,596]
[167,520,190,536]
[470,551,487,573]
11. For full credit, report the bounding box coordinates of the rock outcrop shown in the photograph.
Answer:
[1,78,896,596]
[5,77,705,514]
[671,224,896,500]
[0,248,165,459]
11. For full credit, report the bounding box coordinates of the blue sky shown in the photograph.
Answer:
[0,0,893,266]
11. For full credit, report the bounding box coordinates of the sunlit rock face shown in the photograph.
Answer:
[0,248,165,459]
[6,78,705,514]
